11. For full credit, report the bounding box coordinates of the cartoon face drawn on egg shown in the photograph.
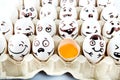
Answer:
[59,18,78,39]
[97,0,114,9]
[20,6,37,20]
[102,19,120,39]
[39,4,57,20]
[101,6,119,22]
[14,18,35,37]
[32,32,54,61]
[36,18,56,36]
[0,17,13,36]
[79,0,95,7]
[80,5,98,21]
[60,0,77,7]
[83,34,106,64]
[81,19,101,37]
[60,4,77,19]
[107,36,120,64]
[8,34,30,61]
[0,33,7,55]
[42,0,58,7]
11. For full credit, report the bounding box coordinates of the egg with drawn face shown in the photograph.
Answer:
[0,33,7,55]
[20,6,37,20]
[60,0,77,7]
[107,35,120,64]
[81,19,101,37]
[8,34,30,61]
[36,17,56,37]
[100,6,119,22]
[33,32,54,61]
[97,0,114,9]
[39,4,57,20]
[80,4,98,21]
[59,17,78,39]
[102,19,120,39]
[0,17,13,36]
[79,0,95,7]
[14,18,35,37]
[60,4,77,19]
[83,34,106,64]
[42,0,58,7]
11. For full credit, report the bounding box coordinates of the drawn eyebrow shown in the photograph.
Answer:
[21,41,24,44]
[29,26,32,29]
[109,12,112,15]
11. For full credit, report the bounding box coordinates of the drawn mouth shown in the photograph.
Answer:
[92,47,103,52]
[114,52,120,58]
[60,27,76,34]
[2,29,10,35]
[88,14,93,18]
[63,14,72,17]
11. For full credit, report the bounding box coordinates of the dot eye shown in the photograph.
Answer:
[110,15,113,18]
[86,9,88,12]
[69,8,72,12]
[90,40,95,46]
[111,22,114,25]
[34,40,40,47]
[17,28,22,30]
[117,23,119,25]
[87,26,90,29]
[115,45,119,50]
[48,12,51,15]
[63,9,66,12]
[93,10,95,12]
[100,42,104,47]
[42,39,49,47]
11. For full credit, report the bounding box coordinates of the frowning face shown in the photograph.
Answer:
[102,19,120,39]
[60,0,77,7]
[14,18,35,37]
[42,0,58,7]
[81,19,101,37]
[32,32,54,61]
[8,34,30,61]
[79,0,95,7]
[83,34,106,64]
[59,18,78,39]
[36,18,56,37]
[80,5,98,21]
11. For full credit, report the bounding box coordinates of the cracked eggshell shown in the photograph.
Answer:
[14,18,35,37]
[79,0,96,7]
[83,34,106,64]
[36,17,56,37]
[81,19,101,37]
[80,4,98,21]
[60,0,77,7]
[32,32,54,61]
[59,17,78,39]
[42,0,58,7]
[8,34,30,61]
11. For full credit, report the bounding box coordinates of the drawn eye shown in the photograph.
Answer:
[117,23,119,25]
[93,10,95,12]
[48,12,51,15]
[26,28,30,30]
[110,15,113,18]
[69,8,72,12]
[30,7,34,12]
[19,44,23,47]
[17,28,22,30]
[46,27,51,32]
[87,26,90,29]
[37,25,43,32]
[34,40,40,47]
[115,45,119,50]
[111,22,114,25]
[86,9,88,12]
[42,39,49,47]
[100,42,104,47]
[63,9,66,12]
[90,40,95,46]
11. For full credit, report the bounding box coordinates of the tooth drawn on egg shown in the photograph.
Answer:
[8,34,30,61]
[79,0,95,7]
[60,4,77,19]
[97,0,115,9]
[100,6,119,22]
[102,19,120,39]
[36,17,56,37]
[39,4,57,20]
[0,17,13,36]
[80,4,98,21]
[83,34,106,64]
[14,18,35,37]
[59,17,78,39]
[81,19,101,37]
[20,5,37,20]
[0,33,7,55]
[32,32,54,61]
[107,35,120,64]
[60,0,77,7]
[42,0,58,7]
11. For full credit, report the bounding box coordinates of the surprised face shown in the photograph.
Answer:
[83,34,106,64]
[59,18,78,39]
[32,32,54,61]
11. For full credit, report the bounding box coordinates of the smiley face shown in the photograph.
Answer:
[8,34,30,61]
[83,34,106,64]
[81,19,101,37]
[79,0,95,7]
[100,6,119,22]
[60,0,77,7]
[32,32,54,61]
[20,6,37,20]
[107,36,120,64]
[39,4,57,20]
[59,17,78,39]
[60,4,77,19]
[0,17,13,36]
[0,33,7,55]
[102,19,120,39]
[14,18,35,37]
[42,0,58,7]
[36,17,56,37]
